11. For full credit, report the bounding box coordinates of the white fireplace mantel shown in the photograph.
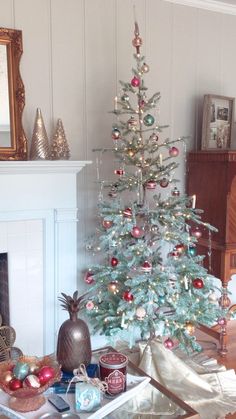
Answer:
[0,160,92,356]
[0,160,91,174]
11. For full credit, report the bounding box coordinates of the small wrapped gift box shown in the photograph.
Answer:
[75,381,101,413]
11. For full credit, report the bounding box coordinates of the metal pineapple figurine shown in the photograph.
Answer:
[56,291,91,372]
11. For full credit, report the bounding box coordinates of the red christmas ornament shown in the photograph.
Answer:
[141,261,152,273]
[128,117,138,129]
[37,366,55,386]
[139,99,146,108]
[102,219,113,229]
[145,180,157,190]
[175,244,185,254]
[112,128,121,140]
[111,257,119,267]
[192,278,204,289]
[123,207,132,218]
[169,146,179,157]
[123,290,134,302]
[191,227,202,239]
[9,378,22,391]
[23,374,41,389]
[84,271,94,285]
[159,178,169,188]
[164,338,174,349]
[171,187,180,197]
[131,76,140,87]
[169,250,179,259]
[131,226,144,238]
[114,169,125,175]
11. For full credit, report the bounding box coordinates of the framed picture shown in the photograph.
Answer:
[201,94,235,150]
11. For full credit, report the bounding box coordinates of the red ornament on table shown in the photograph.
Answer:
[84,271,95,285]
[37,366,55,386]
[111,257,119,267]
[164,338,174,349]
[192,278,204,289]
[9,378,22,391]
[131,76,140,87]
[141,261,152,273]
[131,226,144,238]
[123,290,134,302]
[23,374,41,389]
[102,219,113,229]
[169,146,179,157]
[123,207,132,218]
[159,178,169,188]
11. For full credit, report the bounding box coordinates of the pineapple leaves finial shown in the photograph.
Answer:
[58,291,87,314]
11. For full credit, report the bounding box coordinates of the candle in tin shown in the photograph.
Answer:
[99,352,128,396]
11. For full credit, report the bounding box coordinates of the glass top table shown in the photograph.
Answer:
[92,346,199,419]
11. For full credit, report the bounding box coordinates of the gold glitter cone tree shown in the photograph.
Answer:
[30,108,50,160]
[50,118,70,160]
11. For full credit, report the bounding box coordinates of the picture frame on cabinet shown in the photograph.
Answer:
[201,94,235,150]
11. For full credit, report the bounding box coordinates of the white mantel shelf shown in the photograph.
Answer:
[0,160,92,174]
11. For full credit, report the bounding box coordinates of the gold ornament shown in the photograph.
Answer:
[2,370,13,384]
[51,119,70,160]
[107,281,119,293]
[30,108,50,160]
[185,321,195,335]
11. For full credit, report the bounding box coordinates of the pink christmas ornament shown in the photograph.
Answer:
[131,76,140,87]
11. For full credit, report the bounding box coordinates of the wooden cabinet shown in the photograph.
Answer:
[187,151,236,287]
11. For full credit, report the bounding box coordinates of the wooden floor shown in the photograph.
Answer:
[196,320,236,418]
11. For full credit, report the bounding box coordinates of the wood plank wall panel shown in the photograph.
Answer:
[14,0,52,145]
[50,0,85,159]
[220,14,236,149]
[171,4,198,187]
[195,9,222,149]
[147,0,172,141]
[0,0,14,27]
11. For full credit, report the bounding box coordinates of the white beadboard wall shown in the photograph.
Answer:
[1,0,236,299]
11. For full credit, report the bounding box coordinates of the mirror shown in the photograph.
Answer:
[0,28,27,160]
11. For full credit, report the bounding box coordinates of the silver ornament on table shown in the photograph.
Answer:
[51,118,70,160]
[30,108,50,160]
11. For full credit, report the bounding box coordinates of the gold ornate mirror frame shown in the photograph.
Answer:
[0,28,27,160]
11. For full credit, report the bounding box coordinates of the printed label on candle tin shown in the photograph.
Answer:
[105,369,125,395]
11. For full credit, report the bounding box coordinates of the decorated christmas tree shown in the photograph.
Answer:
[83,22,224,352]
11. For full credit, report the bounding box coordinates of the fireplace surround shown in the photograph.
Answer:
[0,160,91,356]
